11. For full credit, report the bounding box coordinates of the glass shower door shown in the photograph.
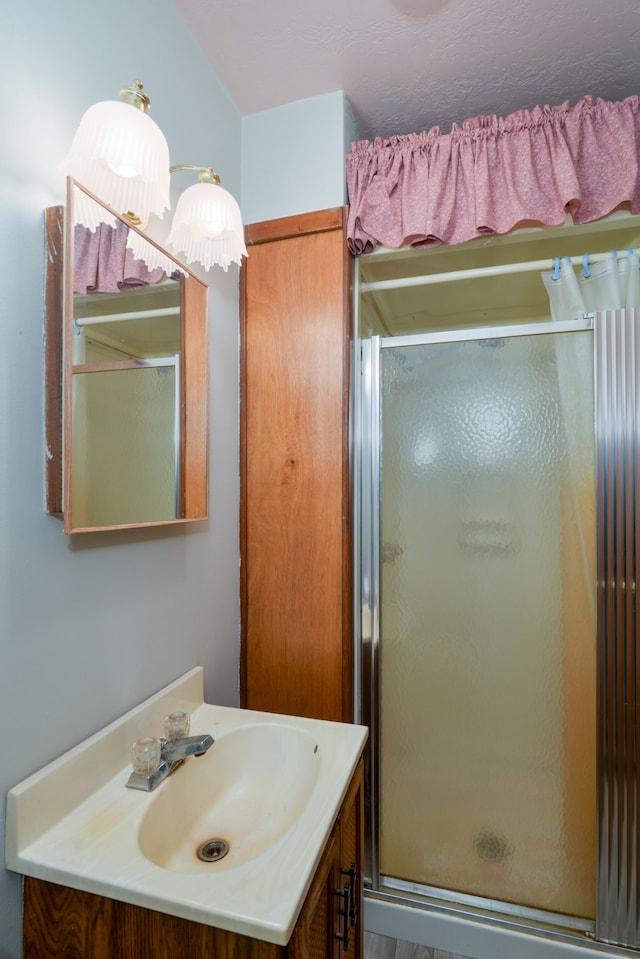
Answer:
[374,323,596,922]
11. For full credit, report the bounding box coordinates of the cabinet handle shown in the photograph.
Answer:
[341,863,357,925]
[335,884,350,950]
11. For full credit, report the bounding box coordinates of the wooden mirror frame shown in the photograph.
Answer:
[45,180,210,534]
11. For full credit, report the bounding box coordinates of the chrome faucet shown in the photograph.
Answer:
[126,711,214,792]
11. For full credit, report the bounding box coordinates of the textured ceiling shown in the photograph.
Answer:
[173,0,640,142]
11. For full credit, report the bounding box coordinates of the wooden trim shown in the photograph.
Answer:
[71,360,176,375]
[62,180,76,534]
[239,257,249,707]
[182,275,209,519]
[44,206,64,515]
[340,219,354,722]
[245,208,345,247]
[66,515,208,535]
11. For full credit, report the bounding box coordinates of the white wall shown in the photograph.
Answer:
[0,2,242,954]
[241,91,358,224]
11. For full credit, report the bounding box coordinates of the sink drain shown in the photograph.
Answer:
[196,838,230,863]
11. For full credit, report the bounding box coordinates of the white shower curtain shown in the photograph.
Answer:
[542,250,640,320]
[540,247,609,749]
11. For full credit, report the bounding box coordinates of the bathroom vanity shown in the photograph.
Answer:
[7,669,367,958]
[22,762,363,958]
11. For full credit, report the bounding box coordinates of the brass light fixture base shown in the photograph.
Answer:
[119,79,151,113]
[171,164,221,186]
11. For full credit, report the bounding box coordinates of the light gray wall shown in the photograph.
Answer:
[241,91,357,224]
[1,2,242,954]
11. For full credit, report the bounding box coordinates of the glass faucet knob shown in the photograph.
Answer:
[164,710,190,741]
[131,736,161,775]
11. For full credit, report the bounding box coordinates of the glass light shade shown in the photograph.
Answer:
[61,100,170,225]
[73,186,117,232]
[167,182,247,271]
[126,229,187,277]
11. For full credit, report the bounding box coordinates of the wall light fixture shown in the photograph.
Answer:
[168,165,247,273]
[61,80,247,272]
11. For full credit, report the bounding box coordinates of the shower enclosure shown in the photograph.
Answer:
[354,229,640,954]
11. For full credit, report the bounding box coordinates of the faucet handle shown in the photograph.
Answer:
[131,736,161,775]
[164,710,190,741]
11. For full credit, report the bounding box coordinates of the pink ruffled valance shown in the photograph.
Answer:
[74,220,167,294]
[346,95,640,255]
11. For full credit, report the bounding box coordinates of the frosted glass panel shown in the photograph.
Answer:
[378,331,596,919]
[71,366,177,528]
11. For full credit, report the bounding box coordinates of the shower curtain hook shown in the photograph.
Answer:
[552,256,561,280]
[582,253,591,278]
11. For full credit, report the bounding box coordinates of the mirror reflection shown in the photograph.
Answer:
[46,180,210,533]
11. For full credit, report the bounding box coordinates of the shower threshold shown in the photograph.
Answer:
[364,880,640,959]
[378,875,592,934]
[364,888,636,959]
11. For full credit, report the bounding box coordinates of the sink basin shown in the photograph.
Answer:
[138,722,321,873]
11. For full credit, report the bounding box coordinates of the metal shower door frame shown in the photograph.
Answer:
[595,309,640,950]
[356,313,640,948]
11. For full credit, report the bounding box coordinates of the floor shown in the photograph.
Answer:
[365,931,470,959]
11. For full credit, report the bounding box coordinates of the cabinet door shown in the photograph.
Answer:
[338,762,364,959]
[241,209,352,722]
[288,829,341,959]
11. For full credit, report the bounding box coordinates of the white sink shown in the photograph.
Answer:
[138,723,320,873]
[6,668,367,945]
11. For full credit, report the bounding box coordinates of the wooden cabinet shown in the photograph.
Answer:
[22,761,364,959]
[23,882,283,959]
[290,761,363,959]
[240,208,352,723]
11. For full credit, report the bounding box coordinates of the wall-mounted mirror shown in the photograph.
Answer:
[45,179,209,533]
